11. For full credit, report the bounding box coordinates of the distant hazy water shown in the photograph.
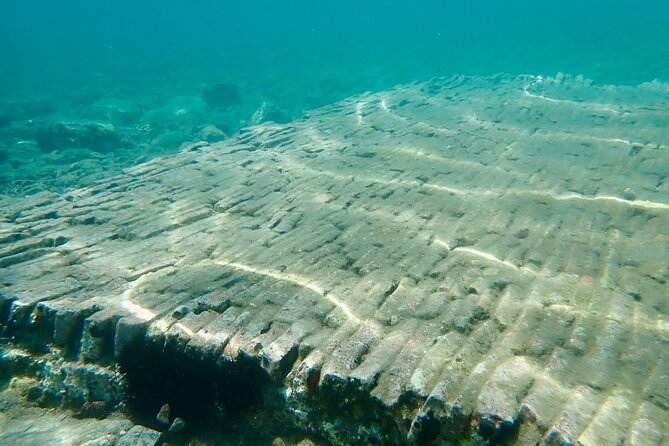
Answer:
[0,0,668,196]
[1,0,668,99]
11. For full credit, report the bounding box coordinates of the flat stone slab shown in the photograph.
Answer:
[2,74,669,444]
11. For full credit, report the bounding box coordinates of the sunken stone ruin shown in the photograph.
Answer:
[1,74,669,445]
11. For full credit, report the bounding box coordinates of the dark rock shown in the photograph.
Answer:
[35,122,127,152]
[202,83,242,108]
[115,315,150,358]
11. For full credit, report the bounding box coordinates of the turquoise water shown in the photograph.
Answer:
[2,1,669,94]
[1,1,668,195]
[2,1,669,87]
[1,2,669,445]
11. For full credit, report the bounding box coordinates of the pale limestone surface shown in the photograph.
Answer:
[1,74,668,444]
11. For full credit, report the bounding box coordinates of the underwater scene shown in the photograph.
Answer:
[1,1,668,445]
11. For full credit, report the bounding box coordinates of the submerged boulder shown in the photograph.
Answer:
[35,122,127,153]
[201,83,242,109]
[199,124,227,143]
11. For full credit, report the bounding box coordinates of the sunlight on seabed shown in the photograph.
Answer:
[280,155,669,211]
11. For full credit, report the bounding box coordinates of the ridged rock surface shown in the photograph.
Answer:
[2,74,669,445]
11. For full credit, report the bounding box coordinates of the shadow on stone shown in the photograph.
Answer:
[118,339,290,443]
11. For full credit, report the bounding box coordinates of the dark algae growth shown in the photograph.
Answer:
[1,1,669,445]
